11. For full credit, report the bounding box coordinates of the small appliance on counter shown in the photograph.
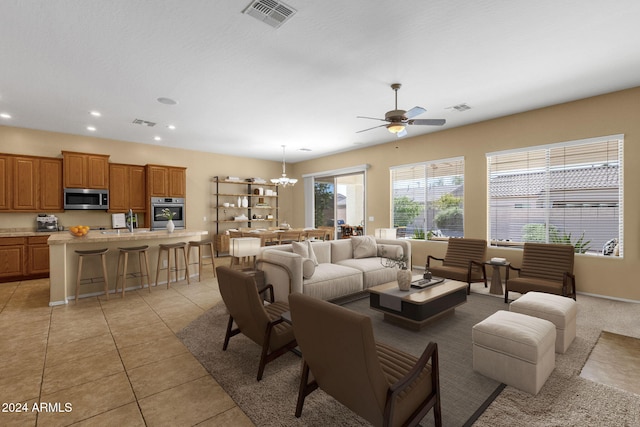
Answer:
[36,214,59,232]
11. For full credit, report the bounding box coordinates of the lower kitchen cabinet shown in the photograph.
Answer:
[0,237,26,279]
[0,235,51,282]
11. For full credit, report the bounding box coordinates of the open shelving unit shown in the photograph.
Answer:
[212,177,278,255]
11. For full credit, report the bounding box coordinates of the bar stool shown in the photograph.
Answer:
[188,239,216,281]
[115,245,151,297]
[156,242,190,288]
[75,248,110,301]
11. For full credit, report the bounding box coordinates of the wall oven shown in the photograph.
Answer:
[150,197,186,230]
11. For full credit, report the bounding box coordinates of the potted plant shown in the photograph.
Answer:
[156,208,176,233]
[380,251,412,291]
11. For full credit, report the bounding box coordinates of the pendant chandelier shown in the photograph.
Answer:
[271,145,298,187]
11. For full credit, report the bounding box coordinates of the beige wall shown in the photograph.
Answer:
[0,126,291,235]
[289,87,640,302]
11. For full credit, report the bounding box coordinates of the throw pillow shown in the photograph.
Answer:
[306,239,319,266]
[302,258,316,279]
[351,235,377,259]
[292,241,309,259]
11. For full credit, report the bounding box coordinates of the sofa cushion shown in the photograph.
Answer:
[338,257,399,289]
[302,258,316,279]
[352,235,377,259]
[331,239,354,263]
[292,241,309,258]
[307,240,319,265]
[377,243,404,259]
[303,263,363,300]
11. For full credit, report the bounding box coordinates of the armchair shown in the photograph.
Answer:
[216,266,297,380]
[289,292,442,427]
[426,238,488,295]
[504,242,576,302]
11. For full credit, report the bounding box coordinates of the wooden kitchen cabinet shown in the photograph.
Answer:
[0,237,26,279]
[39,158,63,211]
[0,155,11,210]
[109,163,146,212]
[26,236,50,276]
[146,164,186,197]
[12,156,38,210]
[62,151,109,189]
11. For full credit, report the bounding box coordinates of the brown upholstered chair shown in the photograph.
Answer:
[504,242,576,303]
[216,266,297,380]
[288,292,442,427]
[426,238,488,295]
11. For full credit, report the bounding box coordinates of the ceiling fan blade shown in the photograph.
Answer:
[409,118,446,126]
[397,128,407,138]
[356,124,387,133]
[405,106,426,119]
[356,116,387,122]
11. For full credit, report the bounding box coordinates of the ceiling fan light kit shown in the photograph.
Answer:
[356,83,445,137]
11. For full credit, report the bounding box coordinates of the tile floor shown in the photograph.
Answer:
[0,265,254,427]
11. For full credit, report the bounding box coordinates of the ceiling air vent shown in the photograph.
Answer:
[449,103,471,112]
[243,0,297,29]
[132,119,156,127]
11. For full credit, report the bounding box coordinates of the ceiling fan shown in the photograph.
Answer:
[356,83,445,137]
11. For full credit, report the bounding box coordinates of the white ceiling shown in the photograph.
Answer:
[2,0,640,163]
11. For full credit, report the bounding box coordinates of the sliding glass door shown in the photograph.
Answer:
[313,172,365,238]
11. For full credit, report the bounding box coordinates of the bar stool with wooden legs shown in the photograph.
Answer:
[156,242,191,288]
[188,239,216,282]
[115,245,151,297]
[75,248,110,301]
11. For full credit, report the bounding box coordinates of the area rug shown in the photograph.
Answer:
[473,293,640,426]
[178,292,507,426]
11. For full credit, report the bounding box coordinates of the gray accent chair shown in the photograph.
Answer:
[426,238,488,295]
[504,242,576,302]
[216,266,297,381]
[289,292,442,427]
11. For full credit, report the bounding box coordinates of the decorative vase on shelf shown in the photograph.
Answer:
[397,268,412,291]
[237,196,241,207]
[242,196,248,208]
[166,219,175,233]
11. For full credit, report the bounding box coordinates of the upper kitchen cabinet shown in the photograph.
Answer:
[146,164,186,197]
[39,158,63,211]
[0,155,10,210]
[109,163,146,212]
[11,155,62,212]
[62,151,109,189]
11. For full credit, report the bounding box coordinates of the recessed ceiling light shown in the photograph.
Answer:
[157,97,177,105]
[86,126,96,132]
[89,111,101,117]
[0,113,11,119]
[154,136,162,141]
[167,124,176,130]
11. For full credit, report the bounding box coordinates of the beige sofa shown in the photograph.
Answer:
[257,236,411,302]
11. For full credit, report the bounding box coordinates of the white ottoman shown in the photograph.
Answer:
[472,310,556,395]
[509,291,577,354]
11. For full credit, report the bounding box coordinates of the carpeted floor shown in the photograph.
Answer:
[178,291,640,426]
[178,292,506,426]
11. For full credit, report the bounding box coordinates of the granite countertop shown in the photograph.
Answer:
[0,229,59,237]
[47,228,209,245]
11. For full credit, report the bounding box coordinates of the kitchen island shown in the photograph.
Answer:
[48,228,209,305]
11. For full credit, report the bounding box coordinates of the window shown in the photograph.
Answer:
[391,158,464,239]
[487,135,623,256]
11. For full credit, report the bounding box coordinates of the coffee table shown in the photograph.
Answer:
[368,279,467,330]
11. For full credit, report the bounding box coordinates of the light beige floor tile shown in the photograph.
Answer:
[119,335,188,370]
[0,351,45,380]
[111,321,175,349]
[39,372,136,427]
[42,349,124,394]
[105,310,164,334]
[0,368,42,403]
[139,376,236,427]
[72,402,146,427]
[128,352,208,398]
[45,333,116,367]
[163,312,206,333]
[0,398,38,427]
[196,406,255,426]
[47,319,111,345]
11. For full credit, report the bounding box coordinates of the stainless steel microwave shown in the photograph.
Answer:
[63,188,109,210]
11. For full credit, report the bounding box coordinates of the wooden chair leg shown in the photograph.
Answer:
[295,360,318,418]
[100,253,109,300]
[223,315,235,351]
[75,255,84,302]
